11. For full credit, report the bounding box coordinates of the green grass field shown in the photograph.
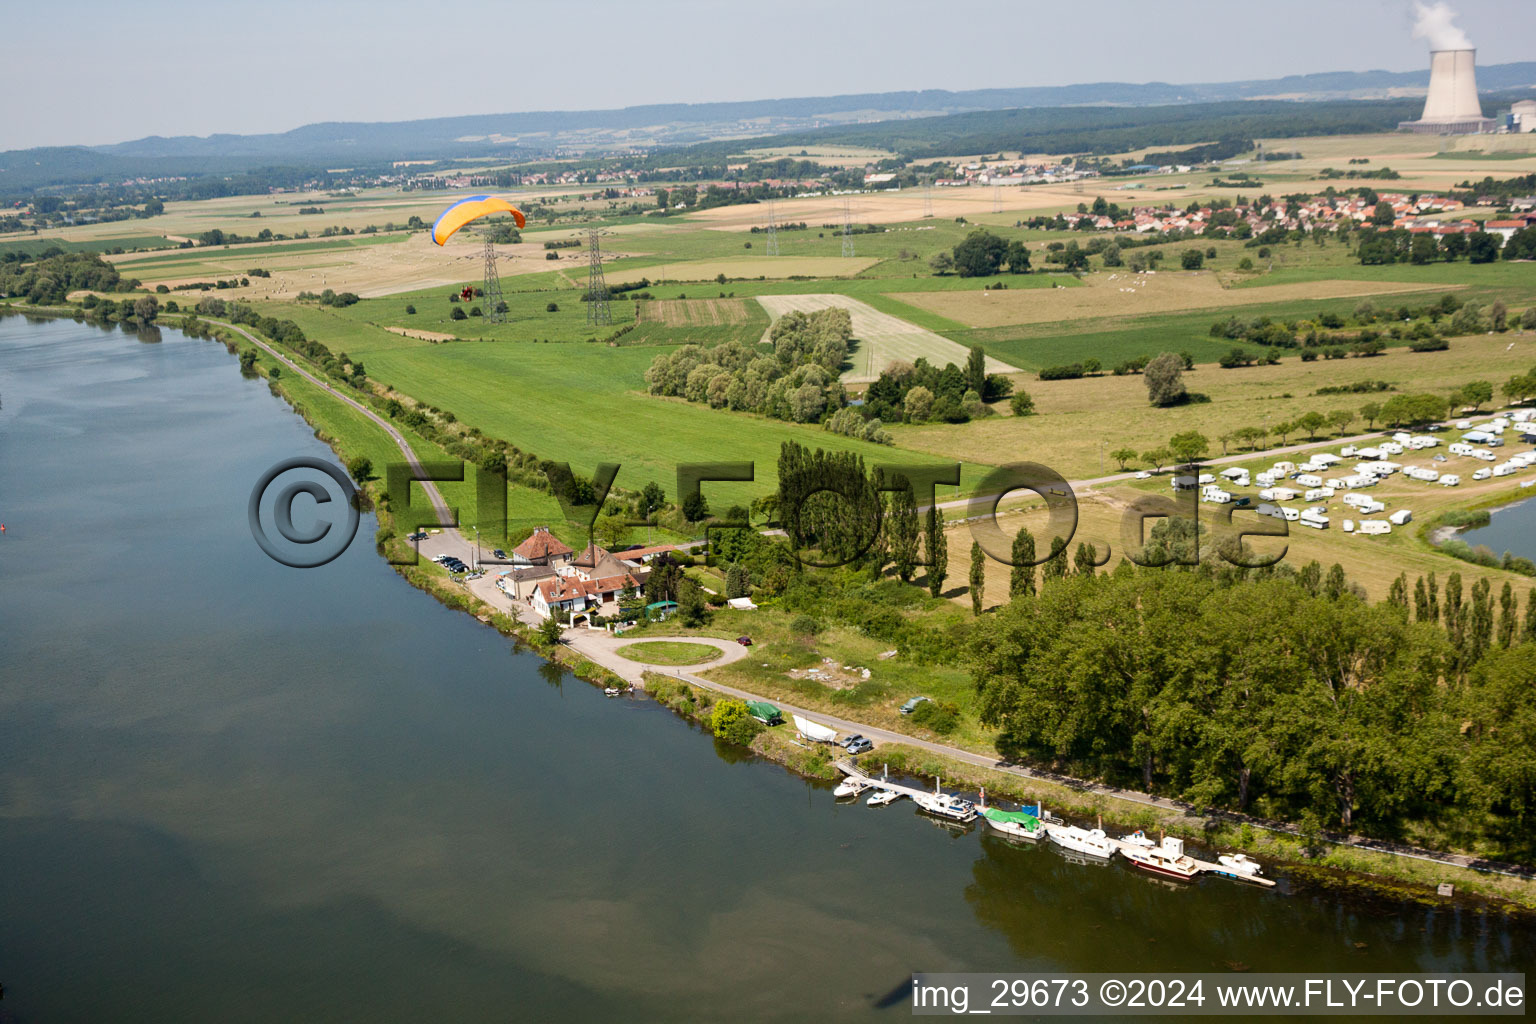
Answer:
[260,302,991,509]
[614,641,723,666]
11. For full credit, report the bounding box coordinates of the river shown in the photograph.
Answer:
[0,315,1529,1022]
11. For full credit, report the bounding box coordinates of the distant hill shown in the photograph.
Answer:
[3,62,1534,193]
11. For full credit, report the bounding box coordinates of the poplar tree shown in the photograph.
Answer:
[1042,536,1068,582]
[1525,587,1536,643]
[889,481,919,583]
[925,507,948,598]
[1324,563,1347,600]
[1414,576,1429,622]
[1009,526,1036,599]
[1074,542,1097,577]
[1497,581,1516,648]
[969,541,985,615]
[1428,572,1440,623]
[1388,573,1408,612]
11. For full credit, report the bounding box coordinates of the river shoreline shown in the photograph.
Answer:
[9,302,1534,913]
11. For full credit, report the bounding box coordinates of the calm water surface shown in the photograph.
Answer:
[0,316,1529,1022]
[1457,496,1536,562]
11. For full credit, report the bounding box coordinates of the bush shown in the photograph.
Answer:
[450,307,467,321]
[546,302,559,312]
[909,699,960,734]
[1009,390,1035,416]
[1038,363,1085,381]
[789,614,821,636]
[709,698,764,746]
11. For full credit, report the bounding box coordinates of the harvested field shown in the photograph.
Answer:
[684,183,1096,231]
[755,293,1019,384]
[637,298,752,327]
[892,272,1459,329]
[604,256,878,284]
[385,326,457,342]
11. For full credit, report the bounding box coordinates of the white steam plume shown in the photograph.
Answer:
[1411,1,1473,51]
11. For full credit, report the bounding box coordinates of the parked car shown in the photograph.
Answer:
[899,696,932,715]
[845,737,873,755]
[492,549,507,559]
[408,531,428,541]
[1134,471,1151,480]
[1432,455,1447,463]
[736,636,753,647]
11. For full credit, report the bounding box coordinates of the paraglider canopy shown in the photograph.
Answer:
[430,195,527,246]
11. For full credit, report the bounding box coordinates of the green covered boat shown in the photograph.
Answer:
[980,805,1045,840]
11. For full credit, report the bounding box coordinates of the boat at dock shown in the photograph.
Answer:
[978,789,1045,841]
[1120,836,1200,882]
[833,777,870,799]
[1044,823,1116,859]
[1212,853,1268,884]
[912,777,977,824]
[867,788,902,807]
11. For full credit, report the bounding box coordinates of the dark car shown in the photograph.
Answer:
[845,737,874,755]
[736,636,753,647]
[899,696,932,715]
[408,531,428,542]
[492,549,507,559]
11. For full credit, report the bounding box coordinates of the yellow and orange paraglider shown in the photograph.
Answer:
[430,195,526,246]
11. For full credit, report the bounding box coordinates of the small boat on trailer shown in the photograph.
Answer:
[913,776,977,824]
[1045,822,1117,859]
[1120,835,1200,882]
[978,788,1045,841]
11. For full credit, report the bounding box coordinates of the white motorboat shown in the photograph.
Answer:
[1119,829,1156,849]
[1217,853,1264,878]
[1044,823,1116,859]
[1120,836,1200,882]
[867,789,902,807]
[833,777,869,799]
[912,777,976,823]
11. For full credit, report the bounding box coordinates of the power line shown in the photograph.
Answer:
[992,185,1002,214]
[922,180,934,218]
[585,227,611,326]
[765,200,780,256]
[841,198,855,258]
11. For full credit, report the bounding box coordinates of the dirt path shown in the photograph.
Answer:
[755,293,1019,384]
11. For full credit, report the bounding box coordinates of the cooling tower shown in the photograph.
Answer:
[1400,48,1494,133]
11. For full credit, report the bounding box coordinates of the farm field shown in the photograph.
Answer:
[754,293,1019,383]
[892,272,1458,330]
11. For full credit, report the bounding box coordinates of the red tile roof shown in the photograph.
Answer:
[513,527,572,560]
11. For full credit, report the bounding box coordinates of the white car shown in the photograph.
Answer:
[1134,471,1151,479]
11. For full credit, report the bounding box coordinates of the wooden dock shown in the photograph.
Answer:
[834,760,1276,886]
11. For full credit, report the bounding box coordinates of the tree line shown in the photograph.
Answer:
[970,555,1536,857]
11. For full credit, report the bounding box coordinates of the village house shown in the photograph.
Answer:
[511,526,573,567]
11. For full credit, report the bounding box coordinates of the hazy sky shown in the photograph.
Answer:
[4,0,1534,150]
